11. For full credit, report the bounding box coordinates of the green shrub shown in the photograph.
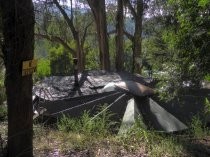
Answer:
[85,49,100,70]
[190,115,208,138]
[0,88,5,105]
[204,98,210,126]
[49,45,73,75]
[57,114,79,132]
[0,105,7,120]
[57,106,116,136]
[204,74,210,82]
[36,58,51,79]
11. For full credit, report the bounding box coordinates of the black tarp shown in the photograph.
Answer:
[33,70,210,132]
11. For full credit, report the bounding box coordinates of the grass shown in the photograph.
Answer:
[33,109,210,157]
[57,106,117,136]
[1,106,210,156]
[118,122,186,157]
[204,74,210,82]
[33,122,188,157]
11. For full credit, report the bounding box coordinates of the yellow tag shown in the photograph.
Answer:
[22,59,38,76]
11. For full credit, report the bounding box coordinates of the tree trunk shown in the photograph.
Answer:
[1,0,34,156]
[115,0,124,71]
[87,0,110,70]
[53,0,85,72]
[123,0,143,74]
[133,0,143,74]
[75,35,85,71]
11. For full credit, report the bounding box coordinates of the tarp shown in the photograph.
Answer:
[34,70,210,133]
[102,81,154,96]
[115,81,154,96]
[119,98,188,133]
[33,70,150,101]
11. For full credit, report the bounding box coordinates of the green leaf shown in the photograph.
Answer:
[198,0,210,7]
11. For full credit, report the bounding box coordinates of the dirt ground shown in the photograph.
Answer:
[1,122,210,157]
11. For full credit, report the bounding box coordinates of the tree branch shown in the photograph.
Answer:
[124,30,134,41]
[86,0,98,22]
[53,0,78,39]
[123,0,137,18]
[81,21,93,47]
[35,33,76,55]
[70,0,73,20]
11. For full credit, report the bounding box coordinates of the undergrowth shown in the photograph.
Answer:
[118,119,185,157]
[57,106,117,136]
[34,109,193,157]
[2,104,210,156]
[0,105,6,121]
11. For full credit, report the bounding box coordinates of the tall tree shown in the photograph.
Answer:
[87,0,110,70]
[53,0,85,71]
[1,0,34,156]
[124,0,144,74]
[35,0,92,72]
[115,0,124,71]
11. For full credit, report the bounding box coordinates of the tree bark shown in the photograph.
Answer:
[133,0,143,74]
[115,0,124,71]
[53,0,85,71]
[124,0,143,74]
[1,0,34,156]
[87,0,110,70]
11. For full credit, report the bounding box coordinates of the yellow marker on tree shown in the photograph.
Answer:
[22,59,38,76]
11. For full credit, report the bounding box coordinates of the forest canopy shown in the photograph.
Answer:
[33,0,210,83]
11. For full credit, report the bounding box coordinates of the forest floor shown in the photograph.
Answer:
[1,120,210,157]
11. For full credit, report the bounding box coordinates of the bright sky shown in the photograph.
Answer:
[33,0,87,8]
[34,0,115,9]
[60,0,88,8]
